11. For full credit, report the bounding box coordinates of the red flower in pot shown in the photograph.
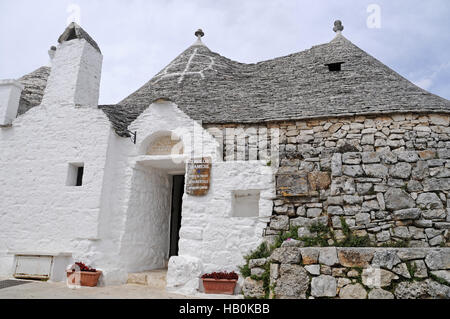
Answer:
[201,271,239,295]
[66,262,102,287]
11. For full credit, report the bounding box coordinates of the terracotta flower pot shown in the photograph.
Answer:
[202,278,237,295]
[66,270,102,287]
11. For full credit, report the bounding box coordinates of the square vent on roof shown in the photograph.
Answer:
[326,62,344,72]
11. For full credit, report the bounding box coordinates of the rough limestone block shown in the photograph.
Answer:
[362,268,399,288]
[242,277,265,298]
[392,263,411,279]
[384,188,415,211]
[270,215,290,230]
[363,164,389,178]
[300,248,319,265]
[337,248,374,267]
[339,283,367,299]
[425,250,450,270]
[307,171,331,191]
[304,264,320,275]
[371,250,401,270]
[390,162,412,179]
[394,281,428,299]
[311,275,337,297]
[397,151,419,163]
[270,247,302,264]
[393,208,421,220]
[416,193,444,210]
[274,264,309,299]
[331,153,343,177]
[319,247,339,266]
[368,288,394,299]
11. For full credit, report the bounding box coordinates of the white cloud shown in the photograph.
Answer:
[413,78,433,90]
[412,62,450,92]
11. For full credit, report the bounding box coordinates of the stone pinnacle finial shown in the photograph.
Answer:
[195,29,204,39]
[333,20,344,33]
[48,46,57,63]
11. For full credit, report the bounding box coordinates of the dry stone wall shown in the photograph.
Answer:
[269,112,450,247]
[243,247,450,299]
[207,112,450,248]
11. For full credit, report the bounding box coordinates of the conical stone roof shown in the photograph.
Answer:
[17,66,51,116]
[102,33,449,136]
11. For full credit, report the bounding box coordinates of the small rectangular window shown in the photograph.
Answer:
[76,166,84,186]
[66,163,84,186]
[232,190,260,217]
[326,62,344,72]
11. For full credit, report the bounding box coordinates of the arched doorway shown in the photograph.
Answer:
[137,131,186,260]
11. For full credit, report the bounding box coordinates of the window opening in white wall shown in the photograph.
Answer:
[232,190,260,217]
[66,163,84,186]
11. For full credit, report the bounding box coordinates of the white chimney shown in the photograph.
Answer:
[0,80,24,126]
[42,22,103,108]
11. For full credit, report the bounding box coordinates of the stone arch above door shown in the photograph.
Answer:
[141,131,184,156]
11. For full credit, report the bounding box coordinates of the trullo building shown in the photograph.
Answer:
[0,21,449,297]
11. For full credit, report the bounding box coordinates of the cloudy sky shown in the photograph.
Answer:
[0,0,449,104]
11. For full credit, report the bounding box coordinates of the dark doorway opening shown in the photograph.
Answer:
[169,175,185,257]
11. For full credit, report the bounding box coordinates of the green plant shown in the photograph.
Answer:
[430,273,450,286]
[406,261,417,278]
[299,235,330,247]
[270,226,300,250]
[250,263,271,299]
[244,242,271,262]
[309,223,329,234]
[334,218,372,247]
[338,235,372,247]
[239,242,274,299]
[239,264,251,278]
[239,242,271,279]
[380,239,410,248]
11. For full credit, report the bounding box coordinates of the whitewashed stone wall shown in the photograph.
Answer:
[0,103,112,277]
[173,161,275,294]
[119,165,172,272]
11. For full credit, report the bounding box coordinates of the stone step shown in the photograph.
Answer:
[127,269,167,289]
